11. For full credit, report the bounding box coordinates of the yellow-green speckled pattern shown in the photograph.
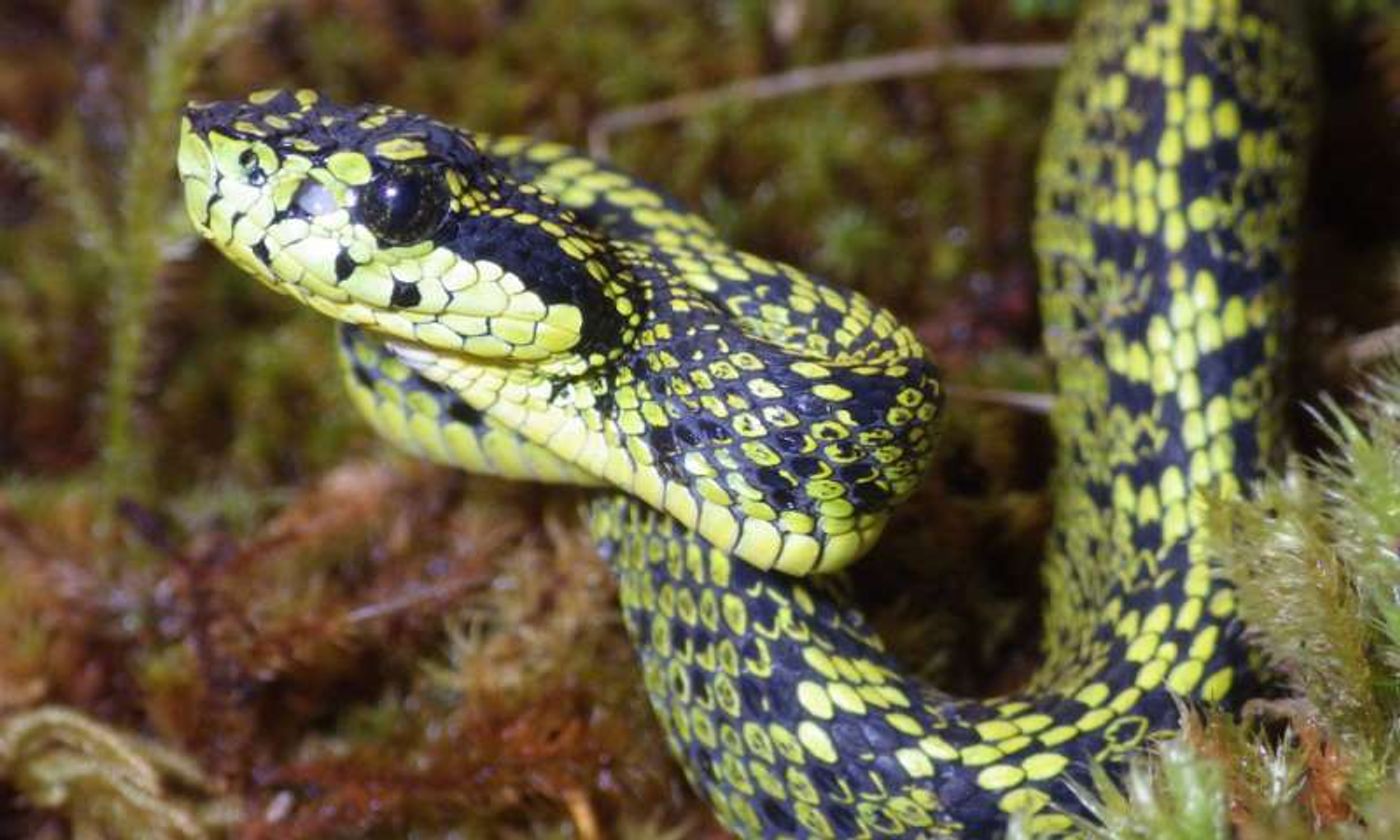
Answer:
[179,88,937,576]
[178,0,1312,835]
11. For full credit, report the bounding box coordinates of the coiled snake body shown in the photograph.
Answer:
[179,1,1313,835]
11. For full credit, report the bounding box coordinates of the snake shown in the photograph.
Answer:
[176,0,1313,835]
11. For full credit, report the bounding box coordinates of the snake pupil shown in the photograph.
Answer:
[358,164,448,247]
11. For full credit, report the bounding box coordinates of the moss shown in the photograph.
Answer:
[1212,368,1400,792]
[0,706,235,839]
[1058,365,1400,838]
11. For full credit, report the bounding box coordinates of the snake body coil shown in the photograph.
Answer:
[179,0,1313,835]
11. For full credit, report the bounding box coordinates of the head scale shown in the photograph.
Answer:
[178,89,631,365]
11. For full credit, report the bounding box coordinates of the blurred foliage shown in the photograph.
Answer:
[0,0,1398,837]
[0,706,238,838]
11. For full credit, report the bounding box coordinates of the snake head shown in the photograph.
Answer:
[179,89,634,365]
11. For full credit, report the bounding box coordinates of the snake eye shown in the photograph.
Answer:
[358,164,448,246]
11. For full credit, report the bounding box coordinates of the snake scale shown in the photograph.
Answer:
[177,0,1313,835]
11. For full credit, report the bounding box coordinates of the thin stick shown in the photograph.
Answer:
[343,574,491,624]
[1342,322,1400,368]
[944,384,1055,415]
[588,42,1069,156]
[562,787,601,840]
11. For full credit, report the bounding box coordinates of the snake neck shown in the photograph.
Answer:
[382,242,943,575]
[447,175,649,373]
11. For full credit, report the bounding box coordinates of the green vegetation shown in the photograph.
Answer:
[1013,368,1400,839]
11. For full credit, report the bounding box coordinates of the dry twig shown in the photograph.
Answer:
[588,42,1069,156]
[945,384,1055,415]
[1340,321,1400,368]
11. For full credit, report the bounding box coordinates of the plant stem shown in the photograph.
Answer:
[101,0,282,500]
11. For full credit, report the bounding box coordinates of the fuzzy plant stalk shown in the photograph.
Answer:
[102,0,283,496]
[0,133,115,262]
[1064,733,1228,840]
[1036,710,1330,840]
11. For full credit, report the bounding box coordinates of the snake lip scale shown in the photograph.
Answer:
[180,0,1313,835]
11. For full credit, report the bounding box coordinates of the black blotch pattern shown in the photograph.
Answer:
[390,280,422,308]
[760,799,797,833]
[755,467,793,490]
[648,427,678,458]
[444,214,627,354]
[335,251,356,281]
[447,399,483,427]
[697,418,731,443]
[849,482,892,511]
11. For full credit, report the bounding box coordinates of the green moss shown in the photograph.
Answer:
[1213,370,1400,790]
[1059,366,1400,838]
[0,706,235,839]
[1070,732,1229,840]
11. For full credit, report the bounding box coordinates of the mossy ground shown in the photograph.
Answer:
[1,2,1398,837]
